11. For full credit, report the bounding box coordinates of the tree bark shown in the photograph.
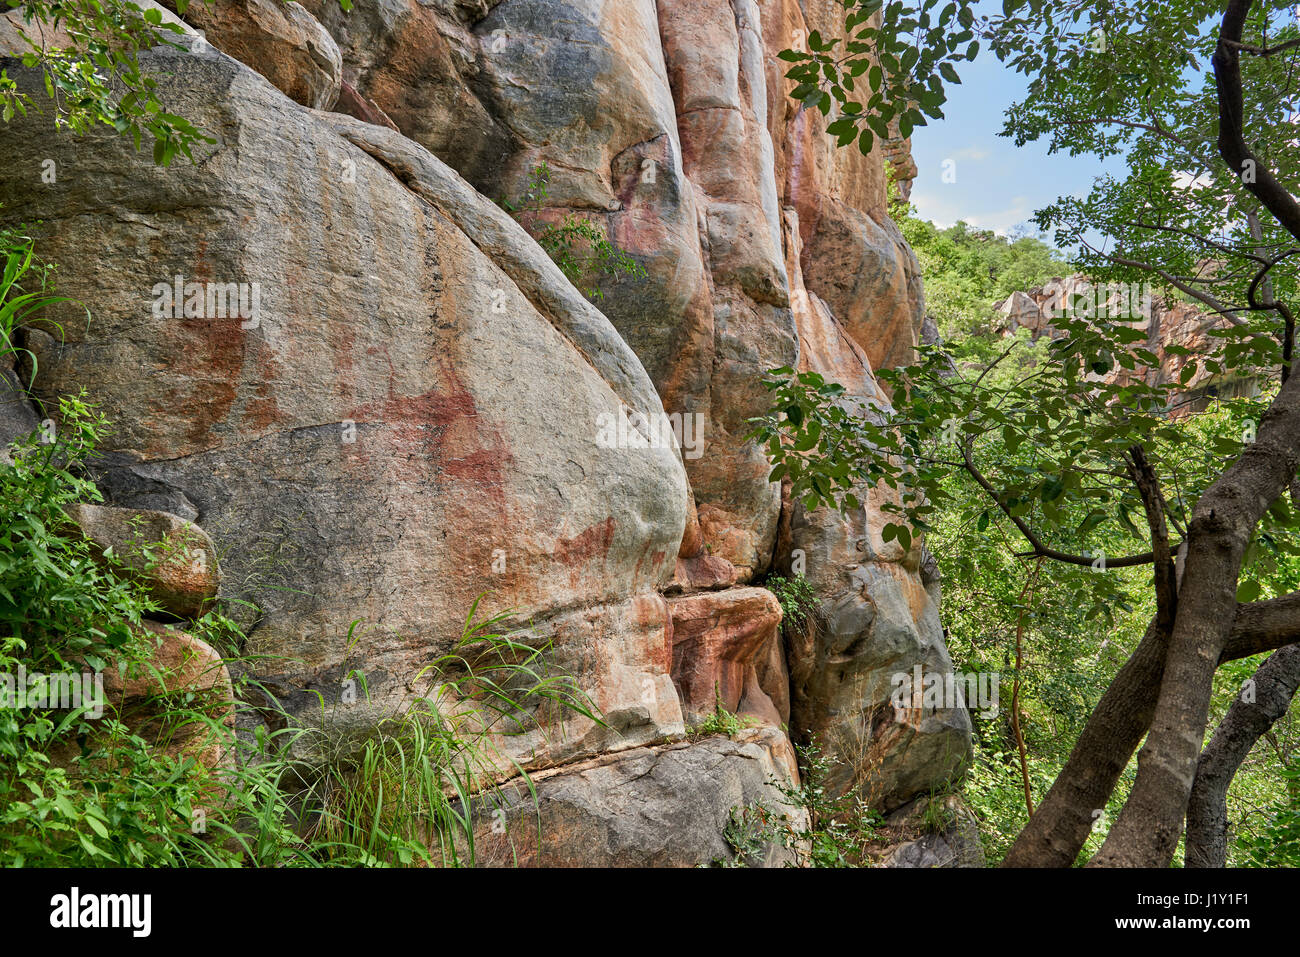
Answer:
[1082,0,1300,867]
[1088,370,1300,865]
[1002,591,1300,867]
[1184,644,1300,867]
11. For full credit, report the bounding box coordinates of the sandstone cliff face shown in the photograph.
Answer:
[0,0,971,865]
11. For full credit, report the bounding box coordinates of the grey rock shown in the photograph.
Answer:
[0,364,39,447]
[471,728,807,867]
[878,794,986,868]
[0,49,688,771]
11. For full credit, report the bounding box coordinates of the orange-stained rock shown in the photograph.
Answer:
[163,0,343,110]
[668,586,782,722]
[2,53,689,773]
[2,0,973,847]
[761,0,924,372]
[101,622,235,774]
[669,553,741,594]
[65,504,220,620]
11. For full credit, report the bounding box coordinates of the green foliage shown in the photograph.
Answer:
[1234,755,1300,867]
[749,298,1294,627]
[0,0,216,165]
[719,739,882,867]
[898,209,1067,340]
[0,216,81,379]
[0,396,598,866]
[0,0,357,165]
[501,163,647,302]
[0,398,298,866]
[690,685,754,739]
[299,598,603,867]
[778,0,981,153]
[762,573,820,635]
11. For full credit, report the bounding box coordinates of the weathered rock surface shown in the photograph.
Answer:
[782,488,973,809]
[0,49,688,773]
[1,0,976,865]
[668,586,784,725]
[471,727,804,867]
[0,363,40,447]
[65,503,220,619]
[163,0,343,110]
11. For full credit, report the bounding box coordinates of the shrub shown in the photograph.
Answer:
[500,163,646,301]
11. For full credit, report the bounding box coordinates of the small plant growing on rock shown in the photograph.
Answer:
[690,684,755,740]
[500,163,646,302]
[294,596,604,867]
[1,216,80,377]
[919,784,962,836]
[717,739,882,868]
[761,573,820,637]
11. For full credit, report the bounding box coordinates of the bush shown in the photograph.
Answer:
[500,163,646,301]
[762,574,820,635]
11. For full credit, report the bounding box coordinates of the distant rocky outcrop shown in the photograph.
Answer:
[994,274,1262,415]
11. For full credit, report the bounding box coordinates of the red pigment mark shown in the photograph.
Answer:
[634,548,668,581]
[331,323,358,401]
[552,517,617,568]
[193,239,213,284]
[149,316,243,455]
[242,348,281,432]
[347,355,513,507]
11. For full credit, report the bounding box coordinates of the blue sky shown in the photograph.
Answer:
[908,21,1122,236]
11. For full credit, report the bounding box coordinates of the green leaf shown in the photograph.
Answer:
[793,421,822,451]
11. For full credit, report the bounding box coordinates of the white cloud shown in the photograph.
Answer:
[911,191,1035,236]
[965,196,1033,235]
[909,191,961,229]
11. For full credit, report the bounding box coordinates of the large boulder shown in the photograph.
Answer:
[304,0,797,580]
[782,479,973,810]
[102,621,236,774]
[163,0,344,110]
[471,727,805,867]
[0,48,688,771]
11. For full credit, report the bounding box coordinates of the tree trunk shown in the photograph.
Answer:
[1003,591,1300,866]
[1185,643,1300,867]
[1089,371,1300,866]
